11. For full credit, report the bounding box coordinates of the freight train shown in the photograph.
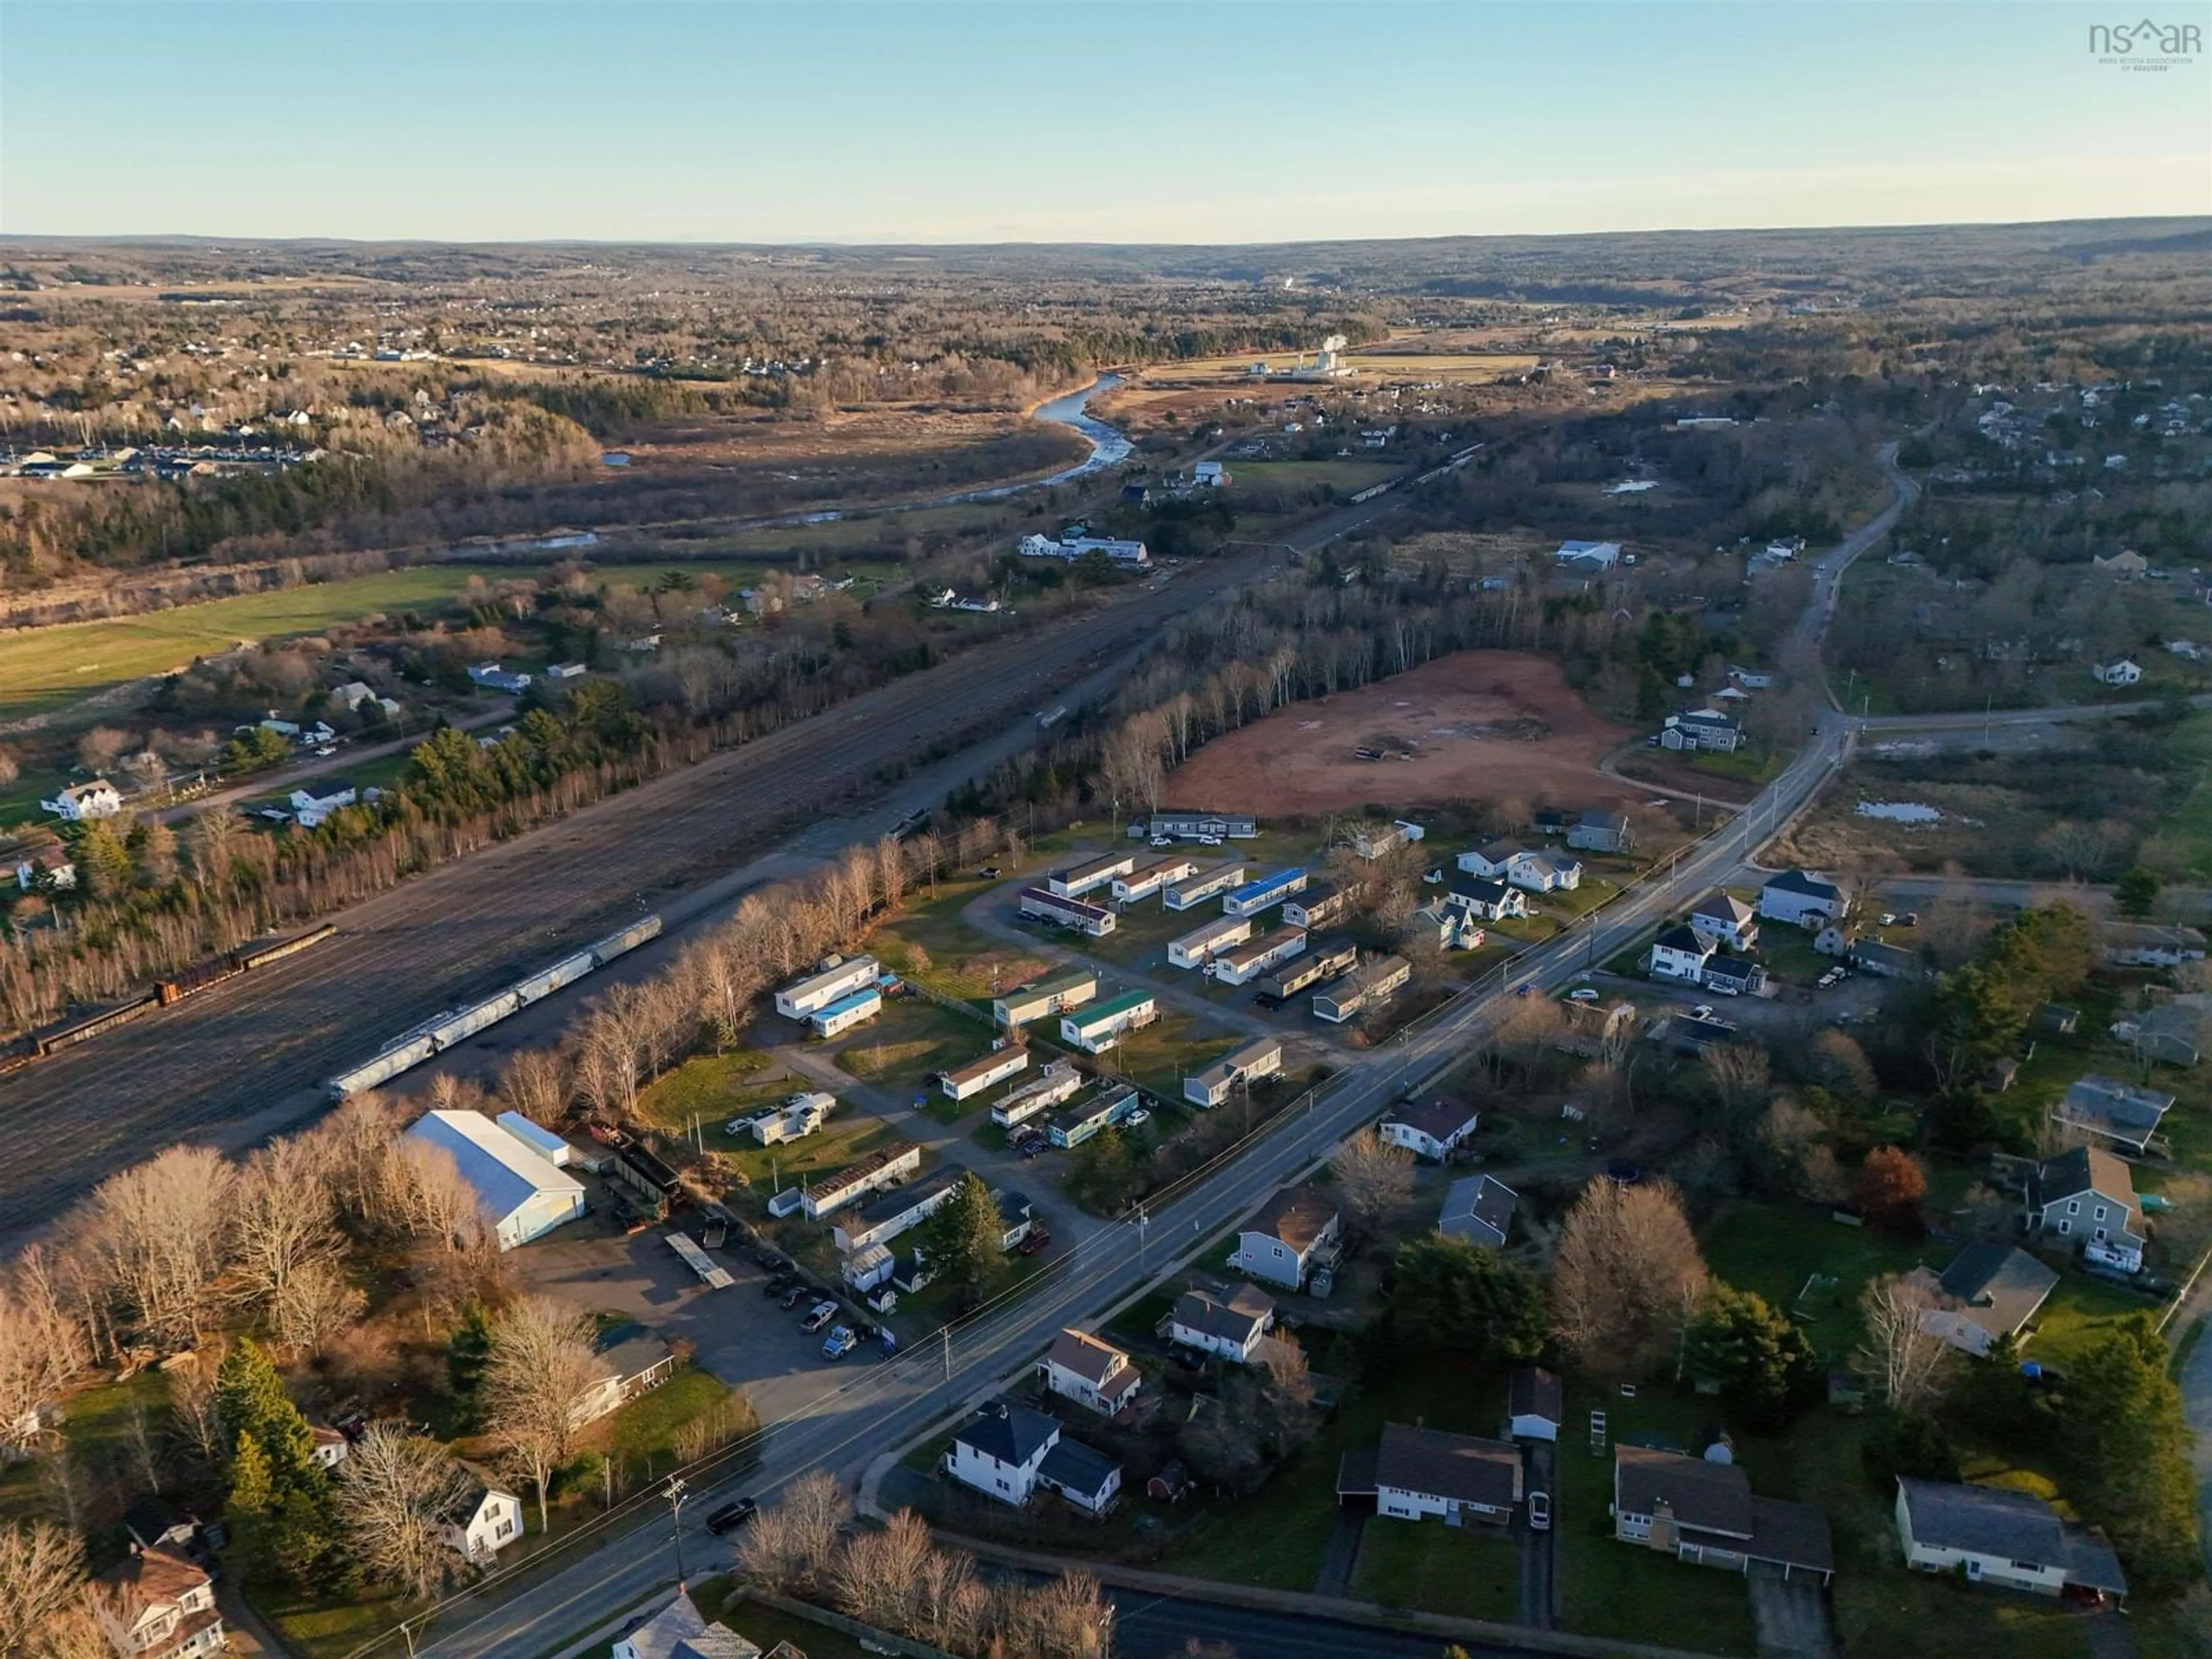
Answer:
[1,924,340,1071]
[324,914,663,1100]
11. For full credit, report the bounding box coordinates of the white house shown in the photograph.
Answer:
[94,1548,226,1659]
[611,1589,764,1659]
[14,843,75,891]
[1060,990,1157,1054]
[403,1111,586,1251]
[1192,460,1228,487]
[1649,925,1715,983]
[1895,1479,2127,1602]
[1207,924,1307,987]
[1505,850,1582,893]
[1168,1285,1275,1362]
[1660,710,1745,753]
[1363,1422,1522,1526]
[1456,840,1525,880]
[1380,1098,1479,1161]
[2093,658,2143,687]
[442,1470,524,1562]
[43,779,123,821]
[945,1404,1124,1517]
[1687,892,1759,952]
[1183,1035,1285,1109]
[1508,1368,1563,1442]
[1039,1328,1143,1417]
[309,1425,350,1470]
[1231,1186,1341,1290]
[289,778,358,827]
[1443,877,1528,922]
[808,987,881,1039]
[800,1139,923,1219]
[1759,869,1851,927]
[1170,913,1255,969]
[1554,540,1623,569]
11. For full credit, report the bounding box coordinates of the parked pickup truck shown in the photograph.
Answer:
[800,1301,839,1334]
[821,1325,858,1360]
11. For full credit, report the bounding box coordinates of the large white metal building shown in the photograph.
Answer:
[404,1110,586,1250]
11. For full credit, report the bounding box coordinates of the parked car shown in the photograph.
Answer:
[800,1301,839,1334]
[1569,987,1601,1002]
[762,1274,796,1298]
[1879,911,1898,926]
[704,1498,759,1534]
[1125,1107,1151,1127]
[1020,1138,1050,1159]
[1528,1491,1551,1531]
[821,1325,858,1360]
[976,866,1002,879]
[752,1247,789,1271]
[1017,1228,1052,1257]
[779,1285,813,1310]
[1690,1004,1715,1020]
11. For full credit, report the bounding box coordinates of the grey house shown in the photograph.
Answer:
[1758,869,1851,927]
[1567,808,1635,854]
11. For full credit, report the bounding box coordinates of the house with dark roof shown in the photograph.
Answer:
[1649,923,1714,983]
[2101,922,2208,969]
[1036,1436,1124,1518]
[2028,1147,2144,1271]
[1443,876,1528,922]
[441,1467,523,1562]
[1660,709,1745,753]
[1438,1175,1518,1248]
[95,1548,225,1659]
[1910,1244,2060,1357]
[1895,1478,2127,1602]
[1456,840,1529,880]
[2054,1075,2175,1154]
[1231,1186,1342,1289]
[1380,1098,1479,1161]
[1759,869,1851,927]
[945,1403,1060,1507]
[1700,955,1766,997]
[1346,1422,1523,1526]
[1849,939,1927,980]
[1168,1285,1275,1362]
[1613,1444,1834,1583]
[1508,1368,1563,1441]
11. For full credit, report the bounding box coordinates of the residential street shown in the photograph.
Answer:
[402,459,1908,1658]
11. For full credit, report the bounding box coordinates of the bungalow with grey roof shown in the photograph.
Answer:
[1895,1478,2127,1602]
[2052,1074,2175,1155]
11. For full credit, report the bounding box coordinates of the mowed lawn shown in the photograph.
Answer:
[0,567,506,718]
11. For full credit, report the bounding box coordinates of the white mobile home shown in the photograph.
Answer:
[800,1140,923,1219]
[809,987,881,1039]
[1061,991,1158,1053]
[1113,854,1200,903]
[1183,1035,1286,1108]
[991,1060,1085,1127]
[1168,913,1254,969]
[940,1045,1030,1103]
[1164,862,1247,911]
[1315,955,1410,1024]
[1019,887,1116,937]
[775,955,880,1020]
[993,967,1099,1027]
[1208,924,1308,987]
[1047,851,1138,900]
[1224,868,1308,917]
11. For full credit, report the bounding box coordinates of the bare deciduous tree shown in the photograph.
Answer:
[69,1146,236,1349]
[1857,1273,1959,1414]
[0,1518,89,1657]
[1550,1177,1709,1377]
[228,1137,345,1316]
[337,1425,472,1599]
[497,1048,571,1126]
[0,1251,89,1459]
[479,1297,609,1532]
[1328,1129,1415,1236]
[270,1259,367,1357]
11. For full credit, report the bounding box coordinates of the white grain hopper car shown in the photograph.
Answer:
[326,914,664,1099]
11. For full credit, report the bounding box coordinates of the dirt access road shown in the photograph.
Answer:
[0,555,1279,1233]
[1162,650,1640,819]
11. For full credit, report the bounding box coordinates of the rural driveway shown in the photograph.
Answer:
[1744,1562,1835,1659]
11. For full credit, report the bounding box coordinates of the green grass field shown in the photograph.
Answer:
[1228,460,1405,495]
[1350,1513,1521,1622]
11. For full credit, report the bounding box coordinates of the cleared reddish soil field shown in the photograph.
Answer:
[1164,651,1641,817]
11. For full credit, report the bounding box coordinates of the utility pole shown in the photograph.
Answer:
[662,1475,690,1582]
[942,1326,952,1381]
[1136,1204,1150,1270]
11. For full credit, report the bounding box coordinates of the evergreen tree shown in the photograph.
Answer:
[446,1300,495,1429]
[1063,1126,1143,1214]
[215,1339,338,1591]
[2059,1317,2201,1593]
[921,1174,1010,1309]
[71,821,135,902]
[1386,1234,1547,1364]
[1681,1283,1823,1427]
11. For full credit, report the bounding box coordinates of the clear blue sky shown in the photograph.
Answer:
[3,2,2206,243]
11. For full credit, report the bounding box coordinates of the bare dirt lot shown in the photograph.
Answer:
[1161,650,1642,817]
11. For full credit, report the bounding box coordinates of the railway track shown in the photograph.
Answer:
[0,554,1270,1230]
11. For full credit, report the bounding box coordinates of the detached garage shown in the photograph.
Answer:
[405,1109,586,1250]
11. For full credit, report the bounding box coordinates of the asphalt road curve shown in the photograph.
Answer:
[0,552,1278,1231]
